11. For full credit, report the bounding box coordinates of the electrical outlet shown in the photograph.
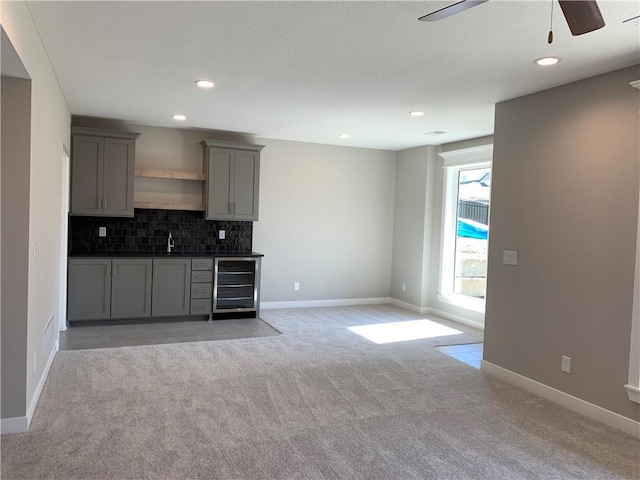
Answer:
[294,282,300,291]
[33,241,38,260]
[98,226,107,237]
[402,282,407,292]
[561,355,571,374]
[218,230,226,240]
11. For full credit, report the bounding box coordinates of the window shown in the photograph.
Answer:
[438,145,493,313]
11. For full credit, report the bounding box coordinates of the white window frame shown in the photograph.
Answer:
[626,80,639,404]
[438,145,493,314]
[626,197,640,404]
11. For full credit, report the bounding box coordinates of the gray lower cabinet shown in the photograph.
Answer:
[201,140,265,221]
[151,258,192,317]
[68,256,261,322]
[111,259,152,318]
[190,258,213,315]
[68,258,112,321]
[70,128,139,217]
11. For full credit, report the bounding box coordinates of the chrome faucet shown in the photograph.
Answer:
[167,232,175,254]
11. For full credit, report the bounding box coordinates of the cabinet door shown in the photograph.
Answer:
[67,259,111,321]
[233,150,260,221]
[71,135,104,215]
[111,259,152,318]
[103,138,135,217]
[151,258,191,317]
[205,148,233,220]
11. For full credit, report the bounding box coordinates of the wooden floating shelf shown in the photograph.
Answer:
[135,169,205,181]
[134,201,205,212]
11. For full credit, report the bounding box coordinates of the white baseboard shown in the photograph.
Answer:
[426,307,484,331]
[26,339,58,425]
[389,300,485,331]
[1,340,58,435]
[389,298,428,314]
[625,384,640,404]
[482,360,640,438]
[0,416,29,435]
[261,297,391,310]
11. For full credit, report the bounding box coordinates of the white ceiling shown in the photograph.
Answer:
[26,1,640,151]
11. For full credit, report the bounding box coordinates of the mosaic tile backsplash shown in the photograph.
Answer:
[69,209,252,254]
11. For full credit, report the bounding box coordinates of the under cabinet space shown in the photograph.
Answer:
[134,175,204,211]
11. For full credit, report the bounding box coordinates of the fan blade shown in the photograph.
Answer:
[419,0,489,22]
[558,0,605,36]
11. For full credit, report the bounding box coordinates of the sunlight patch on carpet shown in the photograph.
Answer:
[348,319,463,344]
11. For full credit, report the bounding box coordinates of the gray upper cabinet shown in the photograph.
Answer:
[111,259,152,319]
[201,140,264,221]
[68,258,112,321]
[151,258,191,317]
[71,128,139,217]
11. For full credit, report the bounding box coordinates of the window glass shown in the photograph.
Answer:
[454,166,491,298]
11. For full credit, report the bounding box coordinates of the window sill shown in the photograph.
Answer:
[437,293,486,314]
[625,384,640,404]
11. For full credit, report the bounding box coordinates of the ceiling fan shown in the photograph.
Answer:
[419,0,605,38]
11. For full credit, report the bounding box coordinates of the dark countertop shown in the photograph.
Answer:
[68,251,264,258]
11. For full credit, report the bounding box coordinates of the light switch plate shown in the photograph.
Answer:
[98,227,107,237]
[503,250,518,266]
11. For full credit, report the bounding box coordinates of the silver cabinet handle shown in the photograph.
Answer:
[104,197,107,210]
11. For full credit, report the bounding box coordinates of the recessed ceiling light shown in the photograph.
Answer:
[424,130,448,136]
[409,111,425,117]
[338,134,351,139]
[534,56,560,66]
[172,114,186,121]
[195,80,215,88]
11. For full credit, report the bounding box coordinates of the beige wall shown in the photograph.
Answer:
[484,65,640,421]
[252,139,396,302]
[1,1,71,423]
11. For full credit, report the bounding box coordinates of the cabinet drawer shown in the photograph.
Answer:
[191,270,213,283]
[190,298,212,315]
[192,258,213,271]
[191,282,212,299]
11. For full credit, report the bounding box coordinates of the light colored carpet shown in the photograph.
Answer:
[2,305,638,479]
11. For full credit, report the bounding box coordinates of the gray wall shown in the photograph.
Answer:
[484,65,640,421]
[1,75,31,419]
[391,146,437,308]
[253,138,396,302]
